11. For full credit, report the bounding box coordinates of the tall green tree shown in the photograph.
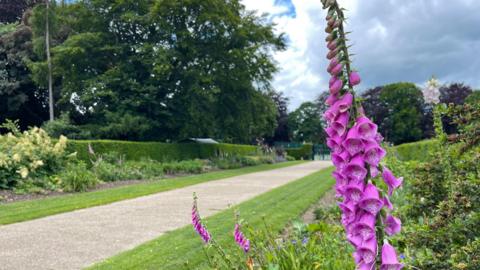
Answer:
[379,82,425,144]
[0,15,48,129]
[288,102,325,143]
[29,0,284,142]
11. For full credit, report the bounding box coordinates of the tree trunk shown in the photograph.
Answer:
[46,0,54,121]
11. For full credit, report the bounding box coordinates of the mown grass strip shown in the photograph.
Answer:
[0,161,304,225]
[89,166,335,270]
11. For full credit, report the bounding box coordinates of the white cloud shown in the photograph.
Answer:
[243,0,480,110]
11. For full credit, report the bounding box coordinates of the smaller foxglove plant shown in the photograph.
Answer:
[321,0,404,269]
[192,193,211,243]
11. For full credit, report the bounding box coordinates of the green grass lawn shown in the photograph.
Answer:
[0,161,304,225]
[89,166,335,270]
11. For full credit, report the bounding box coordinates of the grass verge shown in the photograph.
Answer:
[89,166,335,270]
[0,161,304,225]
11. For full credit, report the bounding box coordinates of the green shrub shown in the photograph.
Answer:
[161,160,205,175]
[394,139,437,162]
[67,140,257,163]
[0,122,73,189]
[285,144,313,160]
[58,162,99,192]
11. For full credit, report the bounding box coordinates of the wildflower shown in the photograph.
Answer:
[385,215,402,236]
[380,241,404,270]
[382,168,403,196]
[349,71,361,86]
[330,78,343,94]
[234,223,250,253]
[191,193,211,243]
[18,167,29,179]
[358,183,384,215]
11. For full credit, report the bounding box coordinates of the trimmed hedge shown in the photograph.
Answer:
[285,144,313,160]
[67,140,258,163]
[394,139,437,162]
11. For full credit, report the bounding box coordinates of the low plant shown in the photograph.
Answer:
[58,162,99,192]
[0,120,74,189]
[191,195,355,270]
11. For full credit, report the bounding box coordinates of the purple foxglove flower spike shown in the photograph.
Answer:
[358,182,384,215]
[327,48,338,59]
[349,71,361,86]
[358,262,375,270]
[385,215,402,236]
[234,223,250,253]
[326,136,344,153]
[329,57,339,69]
[192,194,211,243]
[382,168,403,196]
[380,241,404,270]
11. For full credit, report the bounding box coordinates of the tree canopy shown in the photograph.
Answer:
[23,0,285,142]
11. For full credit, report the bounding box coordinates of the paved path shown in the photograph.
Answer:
[0,161,331,270]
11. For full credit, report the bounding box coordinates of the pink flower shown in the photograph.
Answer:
[356,116,378,139]
[358,237,378,264]
[327,40,337,50]
[364,141,386,167]
[382,168,403,196]
[327,48,338,59]
[332,112,350,137]
[325,94,338,106]
[326,136,344,153]
[192,194,211,243]
[344,182,365,202]
[343,128,364,156]
[358,183,384,215]
[330,78,343,94]
[383,196,394,210]
[332,150,350,170]
[385,215,402,236]
[331,63,343,76]
[335,92,354,113]
[352,212,377,241]
[349,71,361,86]
[380,241,404,270]
[329,57,339,69]
[370,166,379,178]
[234,223,250,253]
[343,155,368,183]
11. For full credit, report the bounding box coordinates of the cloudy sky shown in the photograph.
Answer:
[242,0,480,109]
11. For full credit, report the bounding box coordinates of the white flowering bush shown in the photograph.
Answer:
[0,121,73,189]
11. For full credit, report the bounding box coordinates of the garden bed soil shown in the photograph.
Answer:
[302,189,337,224]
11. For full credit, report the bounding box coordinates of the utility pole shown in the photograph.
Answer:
[46,0,54,121]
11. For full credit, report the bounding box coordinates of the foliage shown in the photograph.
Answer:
[385,103,480,270]
[439,83,473,134]
[0,20,48,129]
[58,161,99,192]
[0,121,71,188]
[26,0,284,143]
[393,139,437,162]
[285,144,312,160]
[361,84,427,144]
[67,140,258,163]
[0,0,42,23]
[465,90,480,105]
[265,90,291,144]
[41,113,92,139]
[288,102,326,144]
